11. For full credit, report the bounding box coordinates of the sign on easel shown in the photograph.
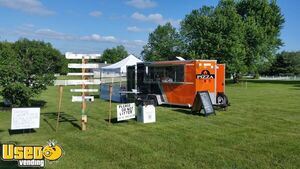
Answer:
[191,91,215,116]
[117,103,136,121]
[11,108,40,130]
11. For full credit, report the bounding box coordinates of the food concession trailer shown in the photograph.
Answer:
[127,60,229,108]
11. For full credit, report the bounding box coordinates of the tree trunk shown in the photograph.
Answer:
[233,73,241,83]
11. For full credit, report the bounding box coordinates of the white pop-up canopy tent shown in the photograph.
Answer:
[101,54,142,77]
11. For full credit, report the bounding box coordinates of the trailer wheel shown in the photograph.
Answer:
[216,93,228,107]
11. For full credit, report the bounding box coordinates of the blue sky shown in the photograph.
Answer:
[0,0,299,56]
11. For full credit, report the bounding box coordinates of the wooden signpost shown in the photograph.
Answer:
[56,85,63,132]
[54,52,101,131]
[108,84,112,124]
[80,57,87,130]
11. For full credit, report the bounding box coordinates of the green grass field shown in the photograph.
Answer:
[0,80,300,169]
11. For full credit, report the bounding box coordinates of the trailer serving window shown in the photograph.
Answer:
[144,65,184,83]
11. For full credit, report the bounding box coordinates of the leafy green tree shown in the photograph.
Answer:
[0,42,22,87]
[264,51,300,75]
[101,45,128,63]
[142,22,183,61]
[237,0,285,77]
[0,39,66,107]
[180,0,284,82]
[181,1,247,82]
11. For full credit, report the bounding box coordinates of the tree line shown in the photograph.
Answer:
[142,0,285,82]
[262,51,300,76]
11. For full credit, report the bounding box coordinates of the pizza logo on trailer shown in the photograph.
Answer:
[1,140,63,167]
[196,70,215,79]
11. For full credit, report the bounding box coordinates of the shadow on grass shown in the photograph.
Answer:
[292,84,300,90]
[0,160,39,169]
[173,107,226,116]
[173,108,206,116]
[0,100,47,111]
[104,117,130,124]
[160,104,189,109]
[43,118,56,132]
[29,99,47,107]
[8,129,36,135]
[42,112,81,130]
[0,160,20,169]
[101,99,124,104]
[0,102,11,111]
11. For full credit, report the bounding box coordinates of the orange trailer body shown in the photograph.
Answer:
[132,60,227,107]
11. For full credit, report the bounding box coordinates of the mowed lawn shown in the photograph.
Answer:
[0,80,300,169]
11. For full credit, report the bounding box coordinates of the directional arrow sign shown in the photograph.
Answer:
[68,63,100,69]
[72,96,94,102]
[65,52,101,59]
[54,79,101,86]
[70,89,98,92]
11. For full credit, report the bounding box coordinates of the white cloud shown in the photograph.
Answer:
[13,24,73,40]
[80,33,146,49]
[0,0,55,15]
[14,24,35,36]
[80,34,117,43]
[79,34,145,48]
[131,12,181,27]
[131,12,163,24]
[120,39,146,48]
[126,0,156,9]
[127,26,141,32]
[6,24,146,53]
[89,11,102,17]
[35,29,73,40]
[127,26,152,32]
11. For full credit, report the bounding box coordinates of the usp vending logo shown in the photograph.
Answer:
[1,140,63,167]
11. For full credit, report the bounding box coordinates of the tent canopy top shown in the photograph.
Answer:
[101,54,142,70]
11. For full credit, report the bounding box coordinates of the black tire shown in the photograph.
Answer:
[216,93,229,107]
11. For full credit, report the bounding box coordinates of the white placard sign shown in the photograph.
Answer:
[65,52,101,59]
[68,63,100,69]
[72,96,94,102]
[54,79,101,86]
[117,103,136,121]
[11,108,40,130]
[70,89,98,93]
[67,72,94,76]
